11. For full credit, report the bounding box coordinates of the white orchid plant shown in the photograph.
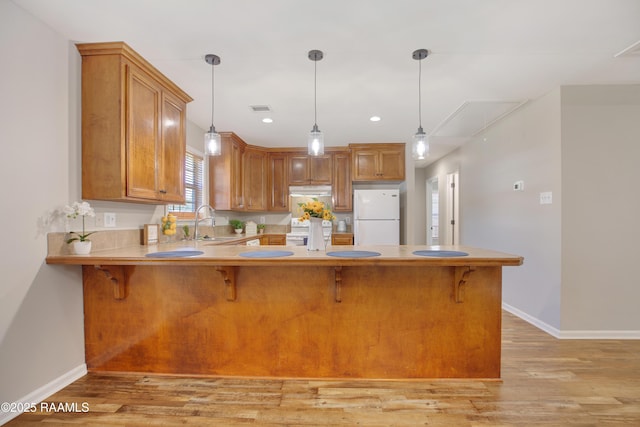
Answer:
[63,201,96,243]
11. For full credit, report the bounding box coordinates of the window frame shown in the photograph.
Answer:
[168,149,205,220]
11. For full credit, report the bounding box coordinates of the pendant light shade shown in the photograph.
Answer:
[308,50,324,156]
[412,126,429,159]
[412,49,429,160]
[204,54,221,156]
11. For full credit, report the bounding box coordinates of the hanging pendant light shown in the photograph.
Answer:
[412,49,429,160]
[204,54,221,156]
[308,50,324,156]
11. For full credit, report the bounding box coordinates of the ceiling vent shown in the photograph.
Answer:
[614,39,640,58]
[249,105,272,112]
[432,100,527,138]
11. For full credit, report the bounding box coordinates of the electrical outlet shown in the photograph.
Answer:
[513,180,524,191]
[104,212,117,227]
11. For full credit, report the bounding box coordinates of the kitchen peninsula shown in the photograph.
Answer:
[46,243,522,379]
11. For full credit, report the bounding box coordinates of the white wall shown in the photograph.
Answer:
[424,89,563,330]
[560,85,640,332]
[422,85,640,335]
[0,1,86,405]
[0,2,209,413]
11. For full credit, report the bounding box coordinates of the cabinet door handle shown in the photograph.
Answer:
[159,189,167,194]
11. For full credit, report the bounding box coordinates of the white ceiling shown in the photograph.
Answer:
[13,0,640,167]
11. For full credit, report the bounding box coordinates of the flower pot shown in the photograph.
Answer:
[234,228,243,234]
[72,240,92,255]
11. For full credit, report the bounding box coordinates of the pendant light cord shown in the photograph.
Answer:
[314,58,318,127]
[418,57,422,129]
[211,61,215,128]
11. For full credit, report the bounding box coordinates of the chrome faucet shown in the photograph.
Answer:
[194,204,215,240]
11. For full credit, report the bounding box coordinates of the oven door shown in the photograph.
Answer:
[285,234,307,246]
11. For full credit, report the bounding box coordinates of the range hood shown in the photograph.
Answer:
[289,185,332,197]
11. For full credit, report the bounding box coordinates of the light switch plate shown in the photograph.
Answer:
[540,192,553,204]
[104,212,116,227]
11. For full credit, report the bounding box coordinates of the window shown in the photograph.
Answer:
[168,151,204,219]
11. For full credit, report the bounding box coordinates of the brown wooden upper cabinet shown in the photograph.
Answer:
[243,147,268,211]
[288,154,333,185]
[209,133,269,212]
[268,152,289,211]
[209,132,245,211]
[77,42,192,204]
[350,143,405,182]
[331,149,352,212]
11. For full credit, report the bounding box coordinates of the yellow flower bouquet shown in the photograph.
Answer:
[298,198,336,221]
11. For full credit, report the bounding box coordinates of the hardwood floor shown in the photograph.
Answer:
[6,311,640,426]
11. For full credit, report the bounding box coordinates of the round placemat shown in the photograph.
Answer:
[239,250,295,258]
[145,250,204,258]
[413,250,469,257]
[326,250,381,258]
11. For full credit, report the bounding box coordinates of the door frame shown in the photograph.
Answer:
[446,172,460,245]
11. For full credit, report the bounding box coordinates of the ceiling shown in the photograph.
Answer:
[13,0,640,167]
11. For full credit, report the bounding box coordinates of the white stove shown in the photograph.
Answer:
[286,218,333,246]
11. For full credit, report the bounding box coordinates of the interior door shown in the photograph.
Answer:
[427,177,439,245]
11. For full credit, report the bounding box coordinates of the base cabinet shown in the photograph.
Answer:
[81,263,504,379]
[260,234,286,245]
[77,42,192,203]
[331,233,353,245]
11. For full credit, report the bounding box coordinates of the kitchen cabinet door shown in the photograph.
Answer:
[268,152,289,211]
[125,66,162,201]
[331,150,352,212]
[244,148,267,211]
[158,91,186,203]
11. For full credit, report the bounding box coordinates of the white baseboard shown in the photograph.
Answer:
[0,364,87,426]
[502,303,561,338]
[502,303,640,339]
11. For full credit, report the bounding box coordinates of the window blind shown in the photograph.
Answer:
[168,151,204,217]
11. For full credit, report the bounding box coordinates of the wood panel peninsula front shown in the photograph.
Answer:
[46,244,522,380]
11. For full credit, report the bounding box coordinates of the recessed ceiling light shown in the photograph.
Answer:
[262,117,273,123]
[370,116,381,122]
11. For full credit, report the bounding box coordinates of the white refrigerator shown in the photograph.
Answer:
[354,189,400,245]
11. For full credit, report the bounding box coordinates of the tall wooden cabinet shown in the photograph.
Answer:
[268,152,289,211]
[331,149,352,212]
[209,132,245,211]
[77,42,192,204]
[244,147,268,211]
[209,133,269,212]
[350,143,405,182]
